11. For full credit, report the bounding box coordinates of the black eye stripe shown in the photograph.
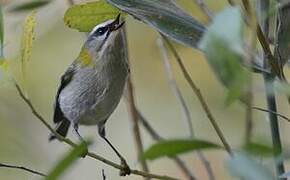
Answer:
[94,26,108,36]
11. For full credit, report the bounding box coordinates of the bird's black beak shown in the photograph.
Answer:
[108,14,125,32]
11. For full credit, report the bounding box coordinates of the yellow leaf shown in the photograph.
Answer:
[21,10,36,64]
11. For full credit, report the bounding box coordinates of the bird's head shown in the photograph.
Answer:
[85,14,125,55]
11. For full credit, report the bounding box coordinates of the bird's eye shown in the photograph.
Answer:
[95,26,108,36]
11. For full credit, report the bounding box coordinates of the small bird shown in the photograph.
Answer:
[49,15,130,175]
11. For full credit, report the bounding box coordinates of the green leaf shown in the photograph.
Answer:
[9,0,51,12]
[45,142,88,180]
[226,153,274,180]
[243,142,278,157]
[143,139,221,160]
[64,1,122,32]
[106,0,205,48]
[199,7,249,105]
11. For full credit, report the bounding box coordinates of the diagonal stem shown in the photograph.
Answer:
[14,82,178,180]
[161,35,232,155]
[0,163,46,177]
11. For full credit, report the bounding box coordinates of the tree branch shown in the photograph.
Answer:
[161,35,233,155]
[0,162,46,177]
[253,107,290,122]
[257,0,285,177]
[136,110,196,180]
[157,37,215,180]
[14,82,178,180]
[123,24,149,176]
[192,0,213,20]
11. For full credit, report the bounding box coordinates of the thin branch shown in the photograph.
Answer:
[14,82,178,180]
[0,162,46,177]
[242,0,256,145]
[192,0,213,20]
[123,23,149,175]
[253,107,290,122]
[157,38,194,138]
[257,0,286,178]
[157,37,215,180]
[102,169,106,180]
[125,78,150,175]
[161,35,233,155]
[136,110,196,180]
[66,0,74,6]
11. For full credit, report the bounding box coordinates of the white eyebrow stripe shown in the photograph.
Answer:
[89,19,115,36]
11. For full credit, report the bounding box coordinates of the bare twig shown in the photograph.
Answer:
[242,0,256,145]
[136,110,195,180]
[0,162,46,177]
[14,82,178,180]
[192,0,213,20]
[157,38,194,138]
[66,0,74,6]
[125,79,150,176]
[123,23,149,176]
[161,35,233,155]
[253,107,290,122]
[102,169,106,180]
[157,37,215,180]
[257,0,285,178]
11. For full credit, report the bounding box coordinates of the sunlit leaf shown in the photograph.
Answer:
[199,7,249,105]
[9,0,51,12]
[64,1,122,32]
[21,10,36,80]
[106,0,205,48]
[143,139,221,160]
[243,142,278,157]
[226,153,274,180]
[45,141,89,180]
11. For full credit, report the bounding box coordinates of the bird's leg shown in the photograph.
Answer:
[73,124,88,157]
[98,126,131,176]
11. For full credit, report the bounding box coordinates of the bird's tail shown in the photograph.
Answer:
[49,119,71,141]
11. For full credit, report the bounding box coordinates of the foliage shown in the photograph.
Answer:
[143,139,221,160]
[64,1,122,32]
[199,7,249,104]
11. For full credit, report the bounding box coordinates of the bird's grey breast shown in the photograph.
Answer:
[58,34,129,126]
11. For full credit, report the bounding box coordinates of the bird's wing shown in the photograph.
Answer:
[53,65,75,123]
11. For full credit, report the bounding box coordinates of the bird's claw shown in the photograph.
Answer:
[119,158,131,176]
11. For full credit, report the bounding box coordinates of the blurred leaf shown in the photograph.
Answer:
[45,141,88,180]
[243,142,277,157]
[9,0,51,12]
[64,1,122,32]
[143,139,221,160]
[21,11,36,68]
[226,153,274,180]
[0,5,3,57]
[199,7,249,105]
[106,0,205,48]
[273,81,290,96]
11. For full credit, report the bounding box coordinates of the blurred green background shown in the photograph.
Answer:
[0,0,290,179]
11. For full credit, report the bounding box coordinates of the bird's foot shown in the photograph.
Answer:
[119,158,131,176]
